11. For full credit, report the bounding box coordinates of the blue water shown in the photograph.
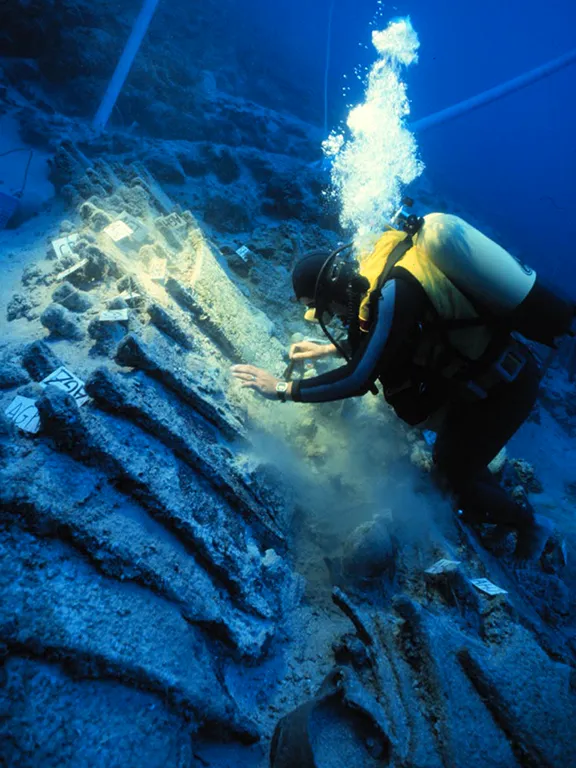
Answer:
[227,0,576,289]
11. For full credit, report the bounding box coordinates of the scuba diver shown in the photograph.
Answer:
[232,212,576,560]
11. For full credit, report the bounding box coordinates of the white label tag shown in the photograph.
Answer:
[5,396,41,434]
[149,257,167,281]
[52,234,80,260]
[40,366,89,407]
[104,220,134,242]
[470,578,508,596]
[99,309,130,323]
[425,558,461,575]
[236,245,253,262]
[55,258,88,282]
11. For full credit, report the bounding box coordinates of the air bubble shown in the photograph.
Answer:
[321,17,424,251]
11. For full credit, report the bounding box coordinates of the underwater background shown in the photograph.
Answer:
[244,0,576,282]
[0,1,575,767]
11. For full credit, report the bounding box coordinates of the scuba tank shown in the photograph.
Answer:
[415,213,574,347]
[418,213,536,314]
[360,211,575,349]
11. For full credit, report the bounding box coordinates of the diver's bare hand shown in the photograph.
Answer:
[231,365,279,399]
[289,341,336,361]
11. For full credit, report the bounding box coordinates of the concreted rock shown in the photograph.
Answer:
[59,219,75,234]
[6,292,40,322]
[166,244,286,373]
[35,385,286,618]
[340,514,397,584]
[220,244,253,277]
[262,173,306,219]
[247,224,298,265]
[114,333,243,440]
[391,595,513,768]
[0,656,194,768]
[204,193,253,233]
[204,145,241,184]
[165,278,241,360]
[0,527,257,742]
[88,315,130,357]
[510,458,544,493]
[144,151,186,185]
[21,340,63,381]
[40,303,85,341]
[178,145,210,177]
[22,262,51,287]
[48,141,87,190]
[457,644,576,767]
[79,200,113,232]
[116,274,145,296]
[111,183,152,219]
[51,280,93,313]
[0,359,30,389]
[107,296,129,311]
[147,303,196,350]
[241,151,275,183]
[0,444,272,658]
[85,365,284,546]
[71,241,125,284]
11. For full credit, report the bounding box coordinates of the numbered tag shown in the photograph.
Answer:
[52,234,79,260]
[116,291,141,304]
[5,396,41,434]
[470,578,508,596]
[149,257,167,282]
[236,245,253,262]
[55,258,88,282]
[99,309,130,323]
[425,558,461,575]
[40,366,89,407]
[104,220,134,242]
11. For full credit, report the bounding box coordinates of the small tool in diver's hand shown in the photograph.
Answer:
[283,359,296,380]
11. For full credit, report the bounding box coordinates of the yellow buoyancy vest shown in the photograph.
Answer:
[358,223,494,363]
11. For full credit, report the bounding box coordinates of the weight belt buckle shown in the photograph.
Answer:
[493,346,527,383]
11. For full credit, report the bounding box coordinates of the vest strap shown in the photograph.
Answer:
[374,235,414,296]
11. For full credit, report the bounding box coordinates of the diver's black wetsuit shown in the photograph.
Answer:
[291,277,540,529]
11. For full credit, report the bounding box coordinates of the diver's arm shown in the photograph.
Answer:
[289,340,338,361]
[231,278,424,402]
[291,280,401,403]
